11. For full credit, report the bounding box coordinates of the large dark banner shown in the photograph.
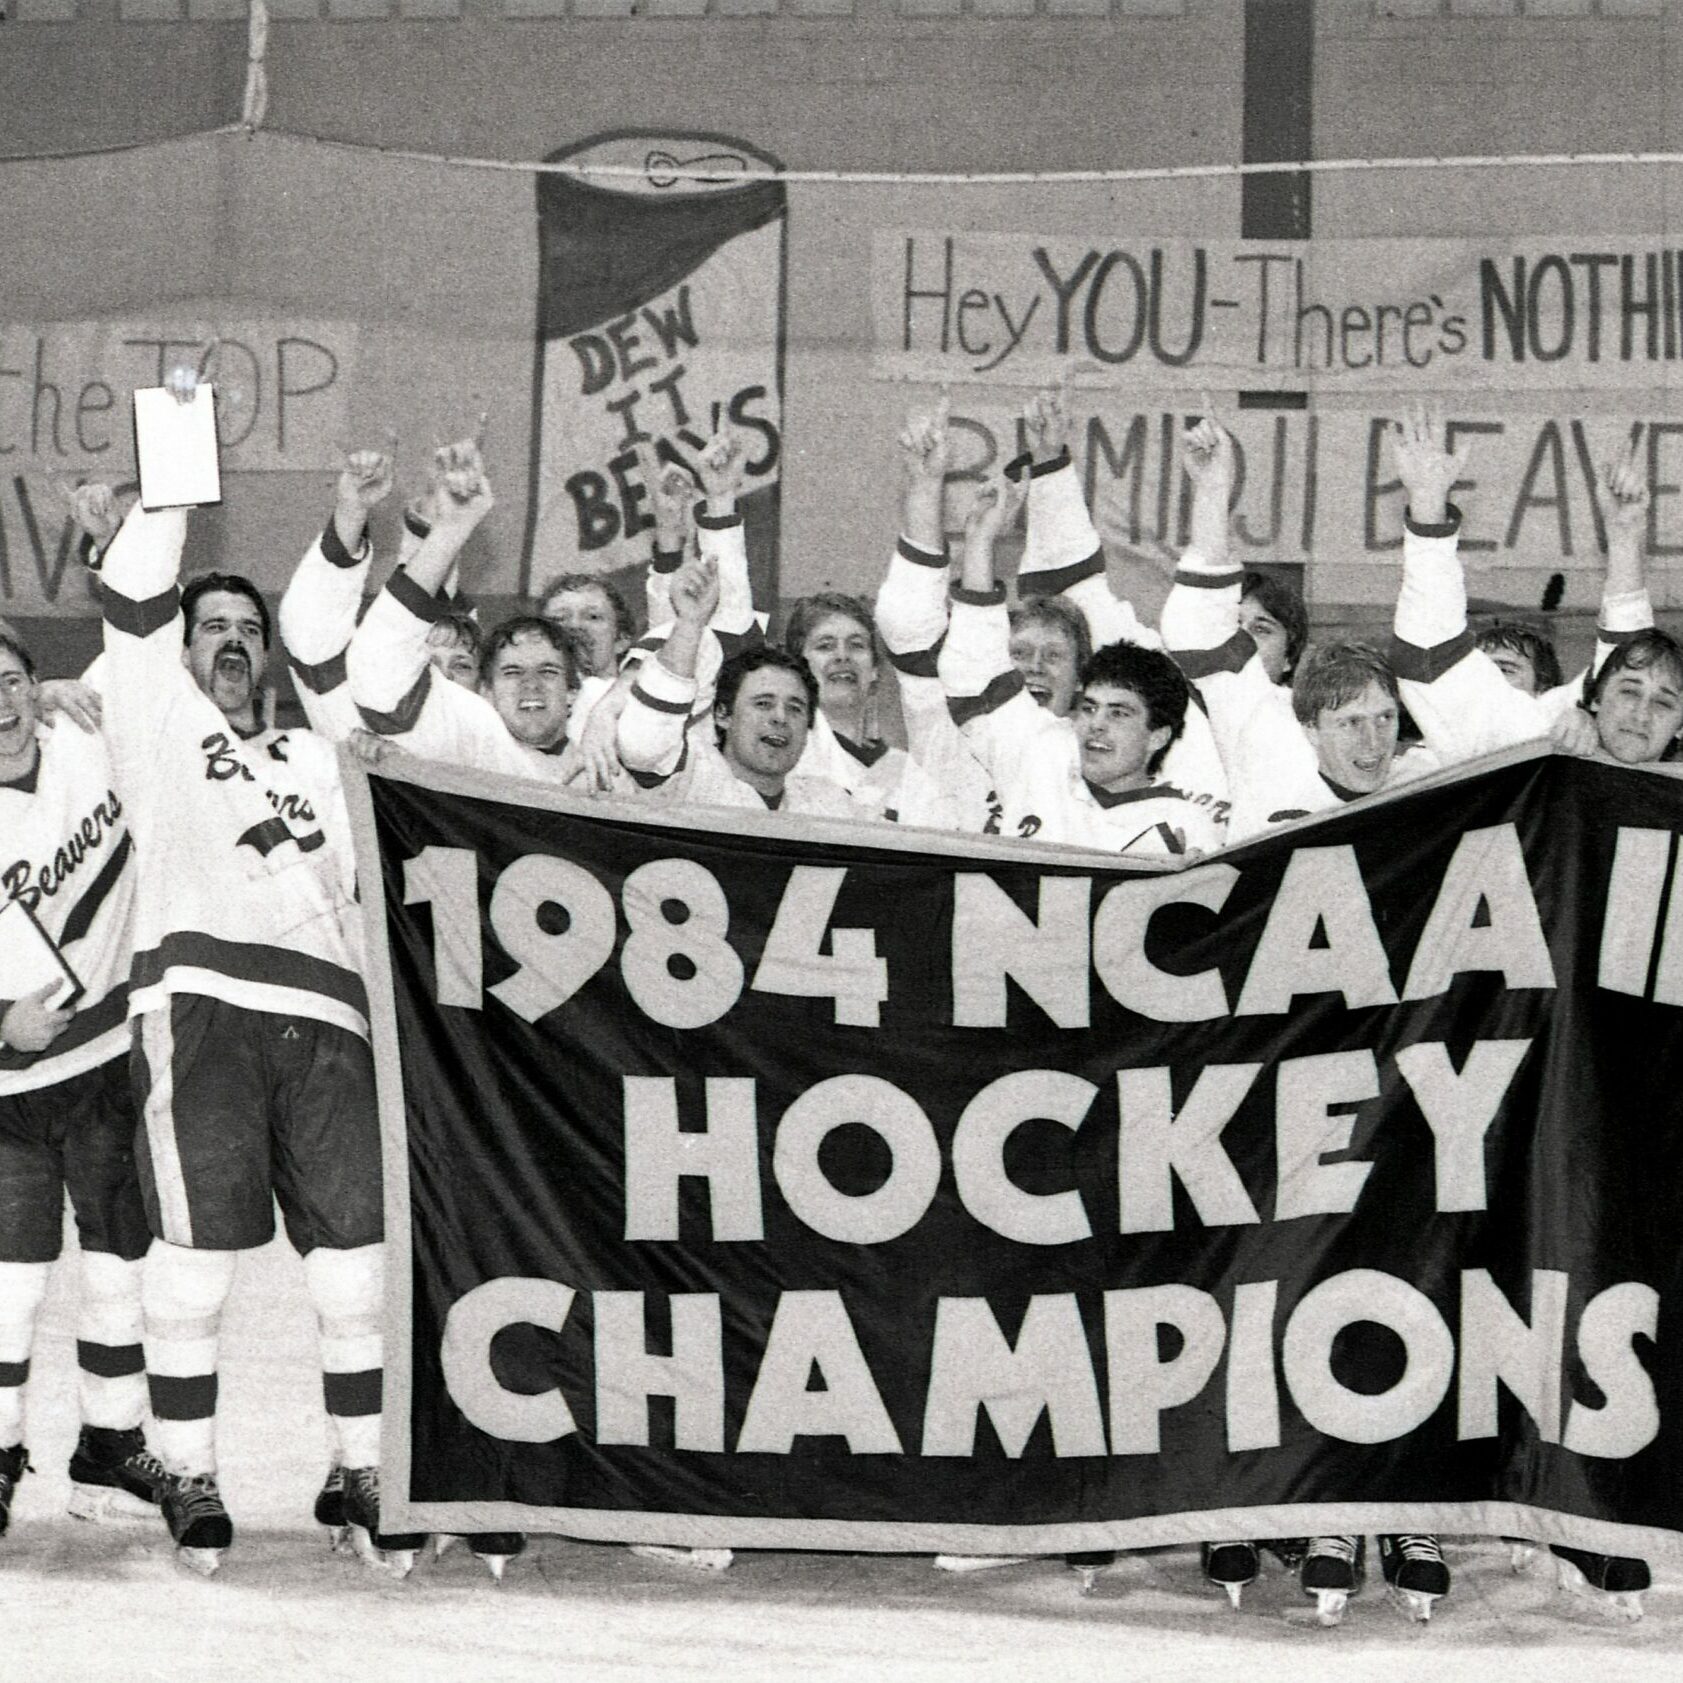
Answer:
[352,747,1683,1559]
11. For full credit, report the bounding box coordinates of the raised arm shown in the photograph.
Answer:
[278,441,394,741]
[618,554,719,780]
[1014,384,1159,652]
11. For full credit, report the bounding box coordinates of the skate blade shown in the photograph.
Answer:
[349,1525,417,1580]
[932,1554,1029,1574]
[1387,1586,1439,1623]
[176,1545,225,1577]
[1555,1557,1644,1622]
[1311,1589,1349,1627]
[478,1553,509,1582]
[324,1524,349,1554]
[628,1544,732,1572]
[1071,1564,1101,1595]
[433,1534,458,1561]
[68,1483,158,1522]
[1509,1542,1536,1574]
[1224,1581,1244,1610]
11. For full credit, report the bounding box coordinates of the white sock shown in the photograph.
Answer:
[77,1251,146,1431]
[143,1241,236,1476]
[304,1244,383,1470]
[0,1260,51,1448]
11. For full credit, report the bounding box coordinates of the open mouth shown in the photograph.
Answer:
[761,731,791,751]
[1024,681,1053,706]
[215,647,251,680]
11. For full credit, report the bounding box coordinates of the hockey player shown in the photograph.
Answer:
[618,555,864,823]
[280,442,489,759]
[1161,405,1441,842]
[537,572,635,680]
[783,591,959,829]
[0,625,165,1536]
[345,442,618,788]
[1388,405,1654,770]
[936,477,1223,858]
[93,427,406,1574]
[1001,386,1229,811]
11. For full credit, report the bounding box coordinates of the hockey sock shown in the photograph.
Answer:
[142,1241,236,1476]
[304,1244,383,1469]
[76,1252,146,1431]
[0,1261,51,1447]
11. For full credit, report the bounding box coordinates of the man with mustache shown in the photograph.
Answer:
[88,417,406,1577]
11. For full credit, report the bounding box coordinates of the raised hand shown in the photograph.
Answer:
[898,395,952,484]
[1598,441,1649,537]
[963,473,1027,547]
[333,435,397,551]
[637,443,701,552]
[695,424,747,514]
[1390,401,1471,526]
[669,554,720,626]
[1022,382,1069,463]
[1182,392,1235,490]
[58,478,122,552]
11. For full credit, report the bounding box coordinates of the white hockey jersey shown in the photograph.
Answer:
[98,504,368,1040]
[0,722,136,1094]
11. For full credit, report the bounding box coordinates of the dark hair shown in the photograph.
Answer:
[713,645,820,744]
[783,592,878,662]
[1241,569,1309,674]
[1586,629,1683,760]
[1475,620,1564,693]
[0,622,36,682]
[181,573,271,649]
[1078,641,1191,777]
[1291,641,1399,727]
[538,572,635,643]
[1008,595,1092,670]
[478,616,579,688]
[429,610,483,659]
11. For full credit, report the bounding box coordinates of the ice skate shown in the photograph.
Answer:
[466,1533,526,1580]
[1550,1545,1648,1622]
[1301,1534,1364,1626]
[67,1426,167,1522]
[1201,1540,1259,1608]
[1066,1550,1113,1594]
[931,1553,1029,1573]
[628,1543,734,1571]
[0,1443,30,1537]
[314,1465,348,1552]
[160,1471,232,1575]
[1379,1533,1449,1622]
[343,1465,426,1579]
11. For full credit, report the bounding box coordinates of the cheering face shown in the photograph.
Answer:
[1009,621,1081,716]
[1305,679,1400,795]
[482,629,573,749]
[0,649,41,778]
[800,611,877,723]
[1486,646,1540,695]
[717,667,812,790]
[185,589,268,720]
[542,584,623,679]
[1073,682,1170,794]
[425,625,479,691]
[1593,662,1683,764]
[1238,594,1293,686]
